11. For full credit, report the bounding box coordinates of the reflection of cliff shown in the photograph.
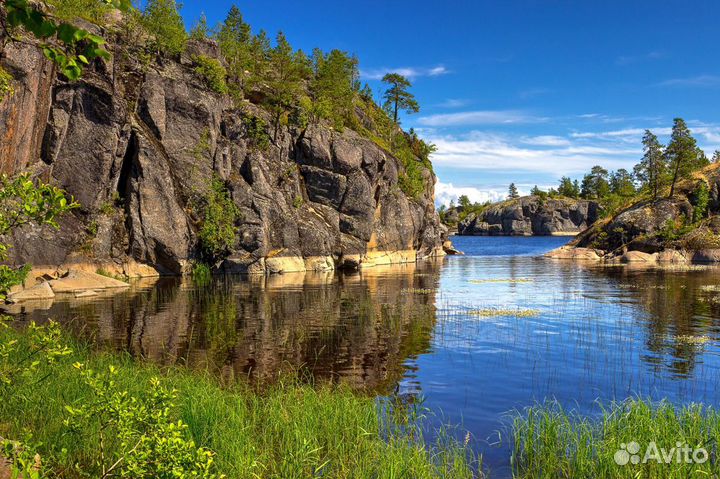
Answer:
[33,263,442,393]
[601,267,720,377]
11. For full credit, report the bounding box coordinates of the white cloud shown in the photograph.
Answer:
[656,75,720,87]
[434,181,508,207]
[521,135,571,147]
[360,65,450,80]
[417,110,547,127]
[436,98,469,109]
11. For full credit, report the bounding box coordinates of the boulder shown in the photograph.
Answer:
[545,246,602,261]
[48,270,130,293]
[657,249,689,263]
[620,251,657,263]
[7,282,55,303]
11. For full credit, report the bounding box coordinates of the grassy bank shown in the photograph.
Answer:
[0,322,476,478]
[512,399,720,478]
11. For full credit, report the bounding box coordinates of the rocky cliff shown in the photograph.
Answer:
[558,165,720,264]
[458,196,600,236]
[0,38,444,276]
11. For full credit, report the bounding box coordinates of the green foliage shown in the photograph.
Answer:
[508,183,519,199]
[4,0,117,80]
[191,262,212,285]
[307,48,358,129]
[692,181,710,223]
[292,194,304,208]
[141,0,187,56]
[580,165,611,200]
[609,168,636,197]
[46,0,114,23]
[0,174,77,299]
[242,115,271,150]
[0,66,15,103]
[557,177,580,198]
[193,55,229,94]
[513,399,720,479]
[65,365,220,478]
[189,12,209,41]
[0,325,476,478]
[197,176,241,261]
[382,73,419,124]
[666,118,703,197]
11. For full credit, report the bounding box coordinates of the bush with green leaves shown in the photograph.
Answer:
[64,365,220,478]
[692,181,710,223]
[242,115,271,150]
[3,0,123,80]
[0,174,77,299]
[197,176,241,261]
[0,66,14,103]
[193,55,229,94]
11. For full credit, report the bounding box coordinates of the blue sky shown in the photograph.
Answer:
[179,0,720,205]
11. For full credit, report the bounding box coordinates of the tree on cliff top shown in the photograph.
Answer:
[508,183,520,199]
[580,166,610,200]
[142,0,187,56]
[666,118,704,197]
[189,12,209,40]
[382,73,419,124]
[558,177,580,198]
[634,130,666,199]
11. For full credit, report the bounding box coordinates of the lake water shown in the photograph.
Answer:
[13,235,720,477]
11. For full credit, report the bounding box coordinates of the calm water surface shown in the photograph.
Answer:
[12,235,720,476]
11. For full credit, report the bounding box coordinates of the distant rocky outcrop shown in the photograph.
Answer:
[0,37,445,276]
[548,165,720,265]
[458,196,600,236]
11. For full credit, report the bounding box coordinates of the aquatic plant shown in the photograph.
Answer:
[512,399,720,479]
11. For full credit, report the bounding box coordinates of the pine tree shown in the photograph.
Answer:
[142,0,187,56]
[580,166,610,200]
[190,12,209,40]
[610,169,636,197]
[216,5,253,95]
[508,183,519,199]
[265,32,310,140]
[308,49,358,128]
[633,130,666,199]
[713,150,720,163]
[557,176,580,198]
[666,118,700,197]
[381,73,419,124]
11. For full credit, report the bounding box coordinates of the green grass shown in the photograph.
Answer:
[512,399,720,478]
[0,324,476,478]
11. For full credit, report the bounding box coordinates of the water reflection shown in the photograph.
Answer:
[13,263,443,393]
[10,237,720,476]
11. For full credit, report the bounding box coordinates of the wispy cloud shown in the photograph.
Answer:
[616,50,666,66]
[521,135,571,147]
[417,110,547,127]
[436,98,470,109]
[656,75,720,87]
[360,65,450,80]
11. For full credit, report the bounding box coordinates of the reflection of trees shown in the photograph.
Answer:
[34,263,442,394]
[601,267,720,377]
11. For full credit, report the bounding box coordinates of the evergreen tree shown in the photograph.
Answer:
[713,150,720,163]
[189,12,209,40]
[458,195,471,210]
[666,118,701,197]
[142,0,187,56]
[508,183,520,199]
[245,30,271,92]
[381,73,419,124]
[216,5,253,95]
[580,166,610,200]
[557,176,580,198]
[308,49,358,128]
[633,130,666,199]
[610,169,636,197]
[265,32,310,140]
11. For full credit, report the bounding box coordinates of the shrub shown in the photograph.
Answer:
[242,115,271,150]
[692,181,710,223]
[46,0,113,23]
[193,55,229,94]
[0,66,14,103]
[197,176,241,261]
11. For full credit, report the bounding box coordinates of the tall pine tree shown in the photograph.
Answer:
[633,130,666,199]
[666,118,700,197]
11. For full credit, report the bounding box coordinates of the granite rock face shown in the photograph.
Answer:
[458,196,600,236]
[0,39,444,275]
